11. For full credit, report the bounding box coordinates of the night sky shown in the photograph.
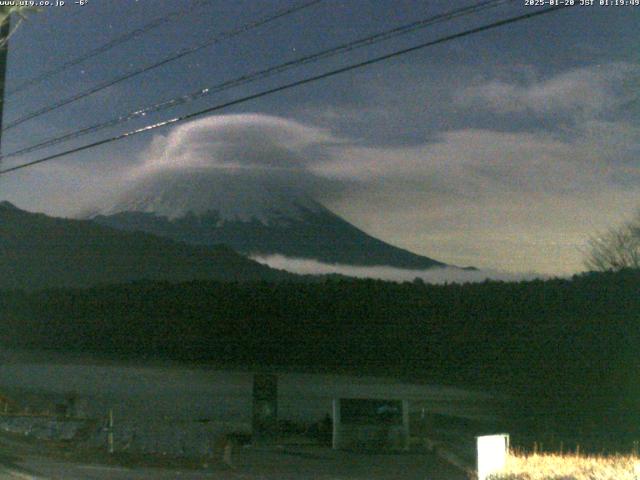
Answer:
[1,0,638,275]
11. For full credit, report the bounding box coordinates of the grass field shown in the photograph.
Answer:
[490,451,640,480]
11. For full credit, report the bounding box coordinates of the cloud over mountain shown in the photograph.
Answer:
[90,114,347,219]
[137,113,340,174]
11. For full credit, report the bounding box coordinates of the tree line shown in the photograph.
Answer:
[0,269,639,443]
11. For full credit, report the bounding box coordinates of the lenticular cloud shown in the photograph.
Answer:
[92,114,344,219]
[135,113,339,175]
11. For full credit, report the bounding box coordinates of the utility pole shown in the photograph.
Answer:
[0,16,9,160]
[0,6,39,166]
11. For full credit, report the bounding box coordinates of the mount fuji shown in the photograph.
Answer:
[89,169,447,270]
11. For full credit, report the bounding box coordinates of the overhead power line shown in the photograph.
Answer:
[0,0,510,162]
[2,0,323,131]
[0,5,571,177]
[6,0,216,96]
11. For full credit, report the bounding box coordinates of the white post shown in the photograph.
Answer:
[332,399,341,450]
[477,434,509,480]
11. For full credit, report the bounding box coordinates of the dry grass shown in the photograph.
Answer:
[489,451,640,480]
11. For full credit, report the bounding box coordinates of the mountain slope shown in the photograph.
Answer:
[88,171,447,269]
[0,201,293,290]
[94,206,446,269]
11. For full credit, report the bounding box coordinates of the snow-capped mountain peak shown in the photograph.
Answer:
[89,168,446,270]
[95,169,323,225]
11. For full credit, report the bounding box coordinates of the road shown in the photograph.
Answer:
[0,446,468,480]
